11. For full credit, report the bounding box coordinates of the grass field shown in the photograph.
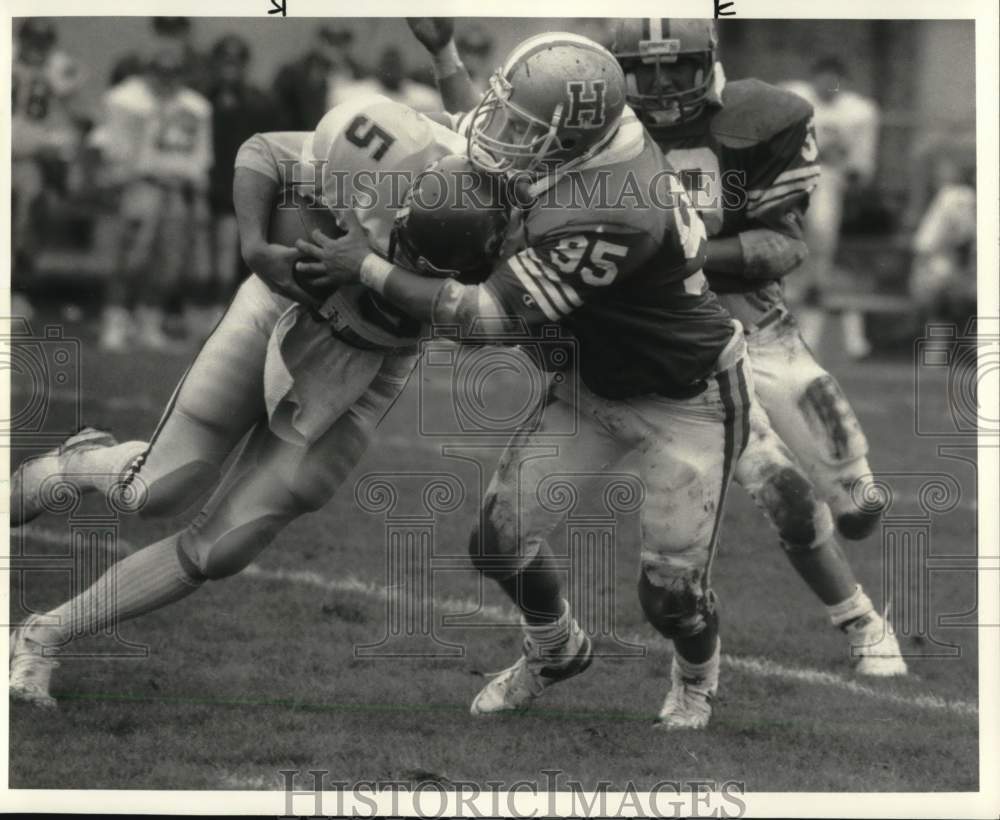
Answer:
[6,307,980,792]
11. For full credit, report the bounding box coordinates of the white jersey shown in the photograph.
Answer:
[96,76,213,186]
[237,94,465,349]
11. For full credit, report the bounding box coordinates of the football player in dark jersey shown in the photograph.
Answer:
[610,19,904,676]
[301,31,754,729]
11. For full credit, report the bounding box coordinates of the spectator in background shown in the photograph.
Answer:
[109,53,144,87]
[205,35,275,311]
[909,155,976,325]
[272,23,363,130]
[152,16,212,94]
[784,56,880,360]
[96,42,213,351]
[456,24,495,92]
[11,18,87,319]
[330,46,440,112]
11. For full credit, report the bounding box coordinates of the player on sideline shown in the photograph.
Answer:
[8,96,508,708]
[299,31,754,730]
[608,19,903,675]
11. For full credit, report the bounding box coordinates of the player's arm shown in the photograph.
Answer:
[407,18,481,114]
[296,211,661,338]
[232,132,320,306]
[708,115,820,279]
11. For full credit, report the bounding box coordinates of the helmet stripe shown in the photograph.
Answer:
[649,18,663,40]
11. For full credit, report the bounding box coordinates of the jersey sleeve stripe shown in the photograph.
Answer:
[747,173,820,206]
[770,164,821,187]
[508,256,562,321]
[747,166,821,202]
[523,249,584,307]
[746,188,813,219]
[514,254,574,315]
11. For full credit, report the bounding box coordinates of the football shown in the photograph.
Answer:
[267,199,345,250]
[267,200,345,300]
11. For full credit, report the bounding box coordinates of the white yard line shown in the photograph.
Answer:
[20,525,979,719]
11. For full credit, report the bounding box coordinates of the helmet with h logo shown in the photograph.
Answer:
[468,32,626,176]
[612,19,719,126]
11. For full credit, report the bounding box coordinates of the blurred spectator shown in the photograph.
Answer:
[784,56,880,360]
[330,46,440,112]
[152,16,213,94]
[272,23,363,130]
[109,53,144,87]
[909,156,976,325]
[11,18,87,318]
[456,25,496,92]
[205,35,276,311]
[95,41,213,351]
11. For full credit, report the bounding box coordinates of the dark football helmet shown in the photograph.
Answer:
[612,19,719,126]
[392,155,510,284]
[468,32,626,176]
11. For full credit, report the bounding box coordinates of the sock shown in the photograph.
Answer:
[826,584,875,629]
[675,636,721,691]
[496,549,564,624]
[784,537,859,606]
[522,598,573,659]
[28,532,203,648]
[673,606,719,665]
[63,440,148,500]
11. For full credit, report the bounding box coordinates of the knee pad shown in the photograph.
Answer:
[468,492,537,580]
[798,375,869,466]
[760,466,834,552]
[638,566,717,640]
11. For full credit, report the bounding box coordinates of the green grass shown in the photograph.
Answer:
[8,313,980,791]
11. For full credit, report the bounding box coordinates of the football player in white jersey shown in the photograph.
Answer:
[95,42,213,350]
[783,56,880,359]
[8,96,508,709]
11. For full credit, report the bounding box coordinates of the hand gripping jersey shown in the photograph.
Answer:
[480,109,736,399]
[237,95,467,350]
[646,79,820,297]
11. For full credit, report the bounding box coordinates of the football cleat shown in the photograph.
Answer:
[10,426,118,527]
[654,654,717,731]
[470,619,592,715]
[846,611,908,677]
[9,615,59,709]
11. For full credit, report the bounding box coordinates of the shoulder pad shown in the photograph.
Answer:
[528,139,666,240]
[711,79,813,149]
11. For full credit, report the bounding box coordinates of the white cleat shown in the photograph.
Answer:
[10,426,118,527]
[9,615,59,709]
[655,655,716,731]
[847,612,908,677]
[470,620,592,716]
